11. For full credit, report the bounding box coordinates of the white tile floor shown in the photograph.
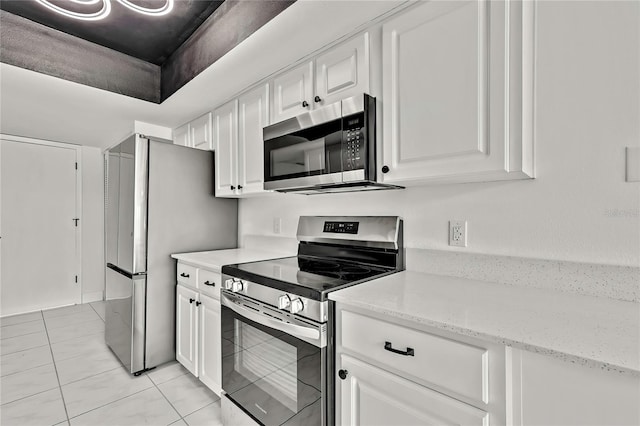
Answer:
[0,302,222,426]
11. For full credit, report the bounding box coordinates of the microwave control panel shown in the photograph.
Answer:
[343,114,365,171]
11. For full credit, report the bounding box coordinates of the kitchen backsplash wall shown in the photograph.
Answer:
[239,1,640,268]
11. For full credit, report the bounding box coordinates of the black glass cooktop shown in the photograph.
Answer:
[221,256,395,300]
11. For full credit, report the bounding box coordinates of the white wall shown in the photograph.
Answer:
[81,146,105,301]
[239,1,640,267]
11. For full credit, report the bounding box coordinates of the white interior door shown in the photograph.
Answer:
[1,139,80,316]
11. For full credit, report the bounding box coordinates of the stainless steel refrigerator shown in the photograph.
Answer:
[105,134,237,375]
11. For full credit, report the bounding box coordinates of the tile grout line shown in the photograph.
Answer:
[64,384,155,421]
[151,376,189,424]
[87,302,106,323]
[41,309,72,425]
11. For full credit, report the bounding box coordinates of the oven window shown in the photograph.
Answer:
[265,119,342,181]
[235,322,298,412]
[222,305,323,426]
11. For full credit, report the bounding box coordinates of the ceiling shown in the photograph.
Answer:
[0,0,224,65]
[0,0,294,102]
[0,1,406,150]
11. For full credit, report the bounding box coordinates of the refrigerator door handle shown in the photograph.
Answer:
[107,263,146,279]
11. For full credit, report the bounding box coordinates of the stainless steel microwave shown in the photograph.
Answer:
[263,94,403,194]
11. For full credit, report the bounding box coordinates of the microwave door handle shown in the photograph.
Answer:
[221,294,320,341]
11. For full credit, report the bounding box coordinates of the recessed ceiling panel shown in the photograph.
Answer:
[0,0,224,65]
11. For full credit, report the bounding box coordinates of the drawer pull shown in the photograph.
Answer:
[203,281,215,287]
[338,369,348,380]
[384,341,415,356]
[180,273,190,278]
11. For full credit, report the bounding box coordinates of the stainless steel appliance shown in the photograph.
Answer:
[263,94,403,194]
[221,216,404,425]
[105,134,238,375]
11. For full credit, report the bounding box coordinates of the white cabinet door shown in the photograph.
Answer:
[271,61,314,124]
[337,355,488,426]
[191,113,213,151]
[511,350,640,426]
[176,285,198,375]
[238,84,270,195]
[381,0,533,184]
[173,123,191,147]
[213,100,239,197]
[315,32,370,107]
[198,293,221,396]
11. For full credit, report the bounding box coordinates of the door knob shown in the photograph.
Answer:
[338,369,348,380]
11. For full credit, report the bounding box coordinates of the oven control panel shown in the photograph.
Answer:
[224,277,246,294]
[222,275,328,323]
[323,221,359,234]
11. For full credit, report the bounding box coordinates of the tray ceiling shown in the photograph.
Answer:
[0,1,295,103]
[0,0,224,65]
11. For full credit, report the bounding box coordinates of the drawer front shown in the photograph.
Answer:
[340,310,488,404]
[198,269,221,299]
[177,263,197,289]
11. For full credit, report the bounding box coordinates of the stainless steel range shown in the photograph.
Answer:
[220,216,404,426]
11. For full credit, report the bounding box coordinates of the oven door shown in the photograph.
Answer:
[221,291,327,426]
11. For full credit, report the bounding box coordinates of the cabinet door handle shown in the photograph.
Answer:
[203,281,215,287]
[338,369,348,380]
[381,165,390,174]
[195,301,202,306]
[302,100,309,108]
[189,298,195,304]
[314,96,322,103]
[384,341,414,356]
[237,185,243,190]
[180,273,190,278]
[230,185,236,190]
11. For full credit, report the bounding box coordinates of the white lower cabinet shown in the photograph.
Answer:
[335,304,505,426]
[176,284,198,375]
[175,262,222,396]
[510,349,640,426]
[339,354,488,426]
[198,293,221,395]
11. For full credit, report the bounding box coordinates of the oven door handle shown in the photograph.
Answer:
[221,294,320,341]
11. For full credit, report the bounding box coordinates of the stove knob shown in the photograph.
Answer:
[232,280,244,293]
[290,298,304,314]
[278,295,291,310]
[224,279,234,290]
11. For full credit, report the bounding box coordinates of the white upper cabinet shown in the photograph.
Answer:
[173,123,191,147]
[173,113,212,150]
[271,32,371,124]
[381,0,534,184]
[272,62,314,124]
[238,84,270,195]
[315,32,370,107]
[190,113,213,151]
[213,99,238,197]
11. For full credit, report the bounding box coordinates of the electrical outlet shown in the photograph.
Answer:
[449,220,467,247]
[273,217,282,234]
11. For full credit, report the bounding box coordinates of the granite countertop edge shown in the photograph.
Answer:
[329,272,640,377]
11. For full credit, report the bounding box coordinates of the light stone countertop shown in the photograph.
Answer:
[329,270,640,376]
[171,248,295,273]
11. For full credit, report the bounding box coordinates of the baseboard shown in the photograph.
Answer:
[82,291,104,303]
